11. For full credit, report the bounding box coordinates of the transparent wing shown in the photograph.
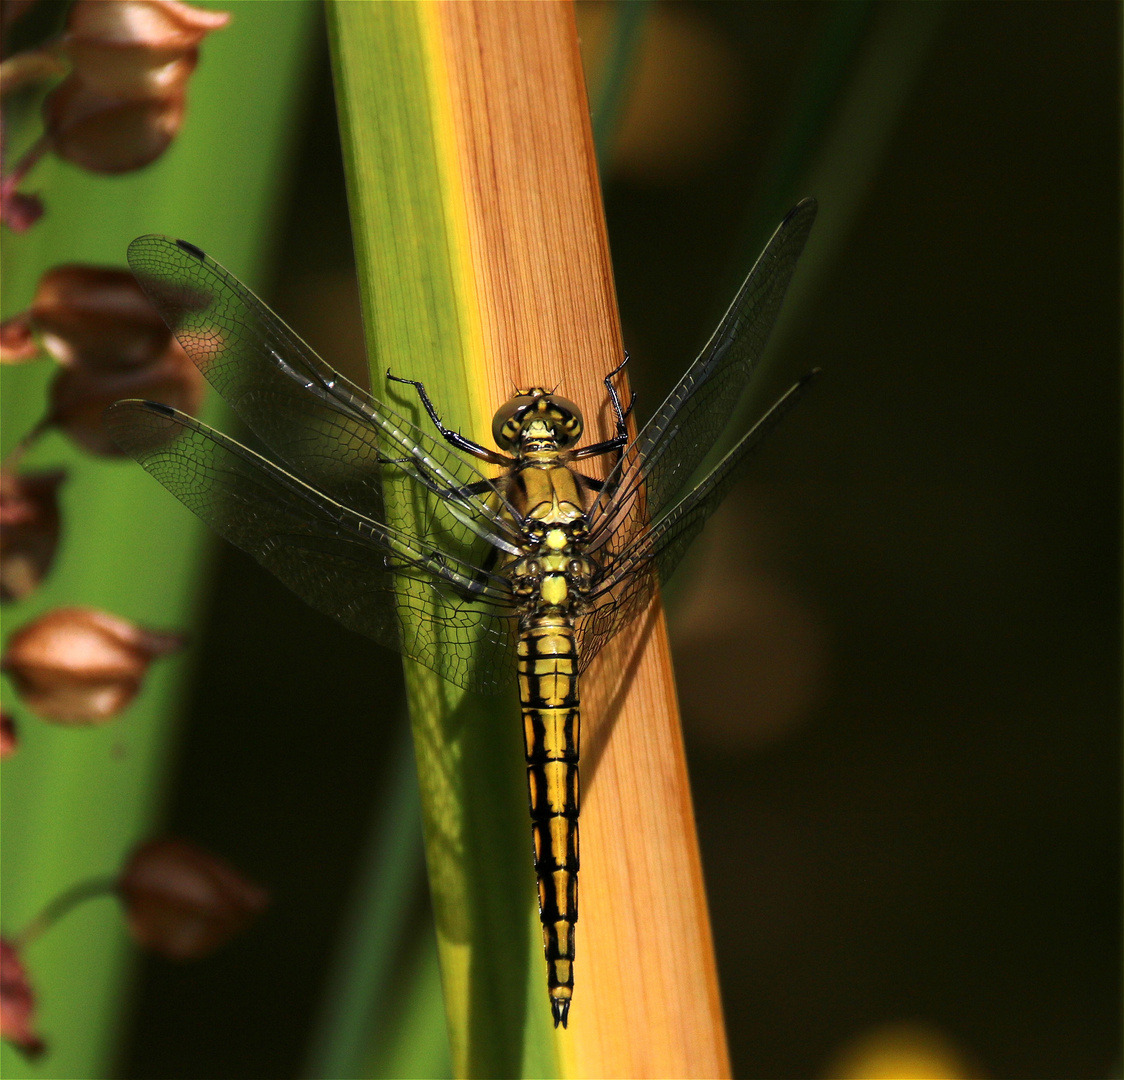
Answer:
[105,400,518,695]
[575,375,816,670]
[127,235,522,559]
[586,198,817,568]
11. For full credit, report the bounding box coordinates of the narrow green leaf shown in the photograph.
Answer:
[327,4,552,1075]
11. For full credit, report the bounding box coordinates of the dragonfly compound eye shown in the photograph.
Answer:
[492,394,538,448]
[491,392,585,448]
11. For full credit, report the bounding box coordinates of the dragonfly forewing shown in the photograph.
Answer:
[587,198,817,559]
[105,399,519,694]
[127,236,522,560]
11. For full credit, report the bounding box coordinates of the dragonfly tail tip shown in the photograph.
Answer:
[551,998,570,1028]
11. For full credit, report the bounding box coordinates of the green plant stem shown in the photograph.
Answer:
[12,875,117,950]
[326,5,541,1074]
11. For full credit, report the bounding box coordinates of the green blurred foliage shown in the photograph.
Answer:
[1,3,318,1077]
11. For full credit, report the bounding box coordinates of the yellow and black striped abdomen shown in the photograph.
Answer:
[519,611,580,1029]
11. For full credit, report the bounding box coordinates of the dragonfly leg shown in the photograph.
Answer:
[378,452,476,500]
[389,454,510,508]
[571,354,636,463]
[571,434,626,460]
[381,547,501,600]
[605,351,637,434]
[375,446,522,548]
[386,371,507,464]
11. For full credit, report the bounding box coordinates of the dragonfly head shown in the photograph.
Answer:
[492,389,584,450]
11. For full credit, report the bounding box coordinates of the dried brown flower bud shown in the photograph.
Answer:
[0,469,66,603]
[0,938,45,1059]
[118,838,269,960]
[64,0,229,94]
[1,607,183,723]
[44,0,229,174]
[29,265,177,370]
[43,78,186,174]
[49,344,203,455]
[0,50,67,97]
[0,711,17,759]
[0,315,40,363]
[0,190,44,233]
[5,264,205,455]
[67,1,230,51]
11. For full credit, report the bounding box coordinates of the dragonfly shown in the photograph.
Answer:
[105,197,818,1029]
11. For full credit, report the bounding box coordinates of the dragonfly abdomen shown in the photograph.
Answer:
[519,611,580,1029]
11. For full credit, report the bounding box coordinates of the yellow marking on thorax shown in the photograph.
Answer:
[541,575,568,606]
[516,464,586,525]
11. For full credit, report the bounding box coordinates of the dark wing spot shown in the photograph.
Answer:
[175,239,207,260]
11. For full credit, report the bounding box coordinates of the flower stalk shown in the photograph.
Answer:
[10,876,116,951]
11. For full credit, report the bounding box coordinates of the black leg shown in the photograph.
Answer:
[392,455,520,528]
[572,434,626,460]
[605,351,637,434]
[380,549,501,600]
[386,370,509,465]
[572,353,636,462]
[377,452,486,496]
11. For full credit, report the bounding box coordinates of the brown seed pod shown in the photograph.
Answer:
[1,606,183,723]
[0,938,45,1059]
[28,265,174,370]
[48,340,204,456]
[0,315,41,364]
[44,0,230,174]
[0,469,66,603]
[118,838,269,960]
[0,711,18,759]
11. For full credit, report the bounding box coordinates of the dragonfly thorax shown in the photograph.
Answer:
[509,550,594,607]
[492,389,584,451]
[508,515,594,606]
[520,517,589,551]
